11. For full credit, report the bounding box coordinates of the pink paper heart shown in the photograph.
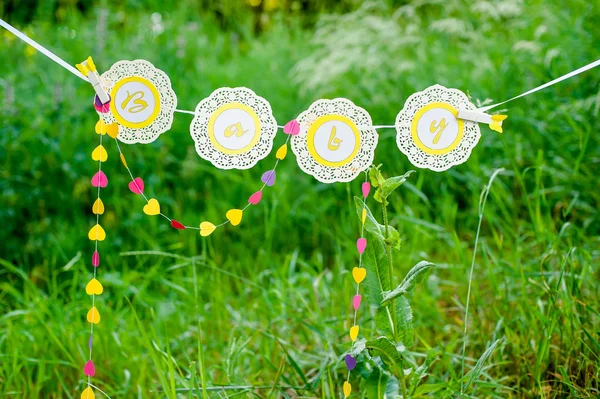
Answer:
[91,171,108,188]
[83,360,95,376]
[353,295,361,310]
[357,238,367,254]
[362,182,371,198]
[128,177,144,194]
[283,119,300,135]
[248,190,262,205]
[91,251,100,267]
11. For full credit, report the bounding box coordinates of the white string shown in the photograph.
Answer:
[479,58,600,112]
[2,17,599,122]
[0,18,88,81]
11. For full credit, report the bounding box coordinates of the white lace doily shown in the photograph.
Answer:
[395,85,480,171]
[99,60,177,144]
[189,87,278,170]
[291,98,378,184]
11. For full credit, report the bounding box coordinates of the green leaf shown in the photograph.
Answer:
[365,337,404,370]
[354,197,401,250]
[409,349,441,395]
[463,339,502,390]
[381,261,434,306]
[362,232,390,307]
[374,171,415,205]
[361,365,390,399]
[413,383,448,397]
[369,164,385,188]
[394,296,414,347]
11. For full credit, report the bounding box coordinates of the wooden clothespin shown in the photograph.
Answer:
[76,56,110,105]
[457,109,508,133]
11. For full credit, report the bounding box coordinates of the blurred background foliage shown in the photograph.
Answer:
[0,0,599,398]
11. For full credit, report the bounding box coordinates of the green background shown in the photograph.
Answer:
[0,0,599,397]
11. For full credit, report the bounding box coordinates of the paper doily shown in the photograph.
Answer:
[190,87,278,170]
[395,85,480,171]
[291,99,378,184]
[99,60,177,144]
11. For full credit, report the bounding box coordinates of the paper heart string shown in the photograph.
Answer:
[112,131,292,236]
[170,220,185,230]
[143,198,160,216]
[91,145,107,162]
[248,191,262,205]
[85,278,103,295]
[128,177,144,194]
[83,114,109,399]
[352,267,366,284]
[91,171,108,188]
[87,224,106,241]
[83,360,95,377]
[199,221,216,236]
[226,209,243,226]
[80,387,95,399]
[92,198,104,215]
[344,177,370,397]
[275,143,287,160]
[345,354,357,371]
[86,307,100,324]
[261,170,276,187]
[349,325,359,341]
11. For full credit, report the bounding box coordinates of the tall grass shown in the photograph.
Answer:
[0,0,599,397]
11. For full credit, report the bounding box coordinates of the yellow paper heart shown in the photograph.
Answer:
[86,278,103,295]
[106,123,119,139]
[143,198,160,216]
[352,267,366,284]
[361,208,366,225]
[343,381,351,398]
[275,143,287,160]
[88,224,106,241]
[81,387,95,399]
[120,153,128,168]
[87,307,100,324]
[91,145,108,162]
[226,209,243,226]
[200,221,216,237]
[95,120,107,135]
[349,325,359,341]
[92,198,105,215]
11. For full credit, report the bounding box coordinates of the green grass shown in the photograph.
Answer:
[1,1,599,397]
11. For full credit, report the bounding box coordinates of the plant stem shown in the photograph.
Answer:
[381,201,398,342]
[383,199,409,398]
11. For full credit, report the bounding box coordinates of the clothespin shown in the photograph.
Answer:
[76,56,110,105]
[457,109,508,133]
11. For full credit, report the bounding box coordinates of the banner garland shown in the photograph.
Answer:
[1,18,600,399]
[343,177,370,398]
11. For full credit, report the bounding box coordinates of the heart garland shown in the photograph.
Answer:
[81,113,109,398]
[343,178,370,398]
[112,123,295,237]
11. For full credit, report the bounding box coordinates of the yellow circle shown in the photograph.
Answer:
[109,76,161,129]
[207,102,262,155]
[307,114,361,167]
[410,102,464,155]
